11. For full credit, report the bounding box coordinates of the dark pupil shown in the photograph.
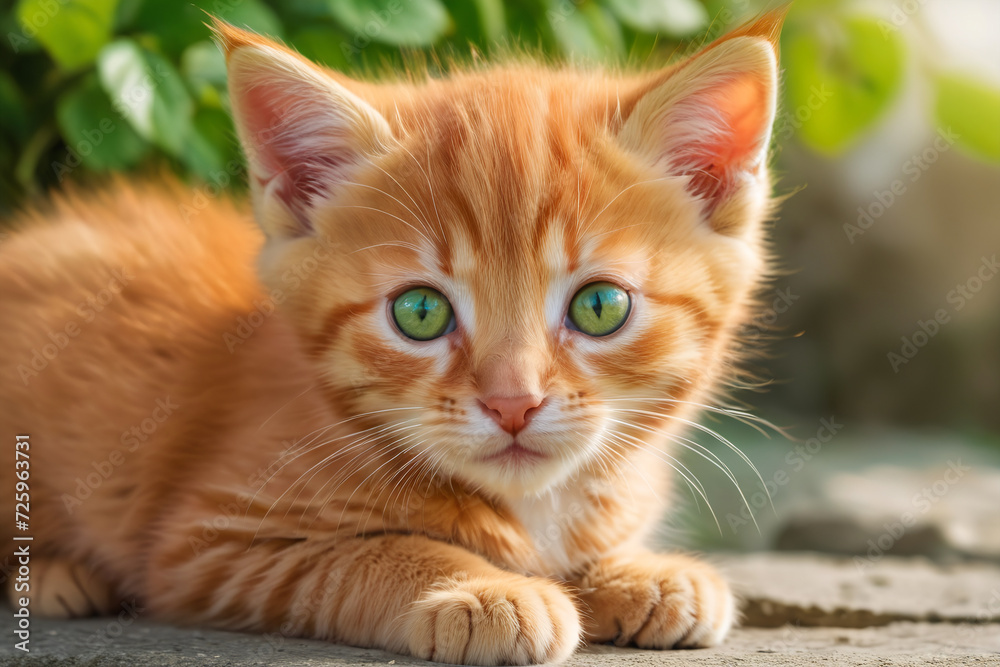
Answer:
[590,291,603,319]
[416,295,429,321]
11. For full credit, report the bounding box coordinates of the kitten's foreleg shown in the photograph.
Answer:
[572,551,735,649]
[150,533,581,665]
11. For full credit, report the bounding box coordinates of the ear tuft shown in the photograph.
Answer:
[212,18,394,239]
[711,4,789,53]
[618,10,786,221]
[207,16,279,59]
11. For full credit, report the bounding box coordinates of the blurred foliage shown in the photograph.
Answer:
[1,0,998,211]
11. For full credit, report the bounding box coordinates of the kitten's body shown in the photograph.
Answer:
[1,12,784,665]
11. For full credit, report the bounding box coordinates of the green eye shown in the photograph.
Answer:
[568,282,631,337]
[392,287,454,341]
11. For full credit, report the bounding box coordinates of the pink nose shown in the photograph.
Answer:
[478,395,544,435]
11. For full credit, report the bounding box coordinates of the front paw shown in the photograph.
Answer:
[578,553,734,649]
[7,559,115,619]
[405,574,581,665]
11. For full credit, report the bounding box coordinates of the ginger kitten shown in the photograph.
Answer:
[0,10,785,665]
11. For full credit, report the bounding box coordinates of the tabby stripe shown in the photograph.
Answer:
[644,293,719,333]
[311,300,378,357]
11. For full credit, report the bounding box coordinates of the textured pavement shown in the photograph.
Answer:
[1,553,998,666]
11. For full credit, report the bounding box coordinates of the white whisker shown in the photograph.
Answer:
[604,427,721,533]
[618,409,774,515]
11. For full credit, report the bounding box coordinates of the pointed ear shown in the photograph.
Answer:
[211,19,394,238]
[618,8,785,223]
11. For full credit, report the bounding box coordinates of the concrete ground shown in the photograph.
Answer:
[2,553,998,666]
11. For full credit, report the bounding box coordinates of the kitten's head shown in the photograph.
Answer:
[215,12,783,498]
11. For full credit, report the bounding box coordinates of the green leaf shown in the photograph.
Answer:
[181,106,241,180]
[290,27,353,70]
[181,40,228,103]
[113,0,144,30]
[546,1,623,61]
[934,73,1000,163]
[17,0,119,70]
[55,75,148,172]
[583,4,625,57]
[216,0,284,39]
[0,73,29,138]
[504,0,544,44]
[3,10,42,54]
[281,0,333,19]
[327,0,451,47]
[446,0,505,44]
[132,0,283,57]
[97,39,194,157]
[602,0,708,37]
[783,16,905,154]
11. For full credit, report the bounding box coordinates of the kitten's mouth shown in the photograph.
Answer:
[480,441,548,466]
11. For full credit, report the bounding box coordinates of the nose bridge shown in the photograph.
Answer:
[474,333,549,399]
[471,267,550,398]
[476,342,547,398]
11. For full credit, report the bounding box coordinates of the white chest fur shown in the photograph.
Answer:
[505,485,596,576]
[504,451,667,577]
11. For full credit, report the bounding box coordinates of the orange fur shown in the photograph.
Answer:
[0,11,785,665]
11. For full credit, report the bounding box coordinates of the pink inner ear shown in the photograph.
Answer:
[677,74,770,205]
[239,83,353,230]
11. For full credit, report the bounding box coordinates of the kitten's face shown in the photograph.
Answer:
[219,21,778,497]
